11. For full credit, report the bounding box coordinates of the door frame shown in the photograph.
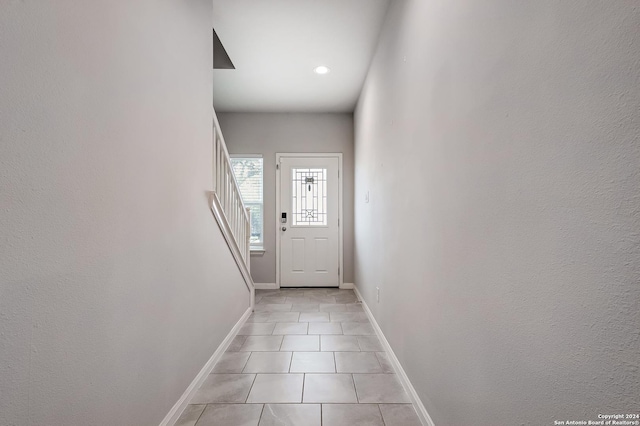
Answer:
[275,153,343,288]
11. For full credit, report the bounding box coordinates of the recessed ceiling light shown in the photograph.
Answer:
[314,66,330,75]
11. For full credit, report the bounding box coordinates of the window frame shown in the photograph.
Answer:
[230,154,264,251]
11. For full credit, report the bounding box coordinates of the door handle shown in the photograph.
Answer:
[282,227,287,232]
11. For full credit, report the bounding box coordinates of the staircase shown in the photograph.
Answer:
[210,111,255,307]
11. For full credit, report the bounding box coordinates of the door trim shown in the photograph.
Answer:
[275,153,343,288]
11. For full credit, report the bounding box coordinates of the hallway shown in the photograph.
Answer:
[174,288,421,426]
[2,1,639,424]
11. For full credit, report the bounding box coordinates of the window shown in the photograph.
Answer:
[230,156,263,249]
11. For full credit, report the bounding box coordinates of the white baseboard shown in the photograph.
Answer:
[353,285,435,426]
[339,282,354,289]
[159,306,253,426]
[254,283,278,290]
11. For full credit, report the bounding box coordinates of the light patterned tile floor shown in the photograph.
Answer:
[174,288,421,426]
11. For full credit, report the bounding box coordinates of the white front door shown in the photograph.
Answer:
[278,155,341,287]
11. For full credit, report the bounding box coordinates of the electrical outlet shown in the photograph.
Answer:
[376,287,380,302]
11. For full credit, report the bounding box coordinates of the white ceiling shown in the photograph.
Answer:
[212,0,390,113]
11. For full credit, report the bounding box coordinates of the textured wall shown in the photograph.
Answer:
[355,1,640,425]
[218,113,355,285]
[0,2,249,425]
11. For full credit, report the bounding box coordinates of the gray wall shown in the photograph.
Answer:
[0,2,250,425]
[355,1,640,425]
[218,113,355,285]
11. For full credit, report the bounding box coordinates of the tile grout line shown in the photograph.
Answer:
[378,404,387,426]
[351,373,360,403]
[192,404,206,426]
[240,352,253,374]
[373,350,383,370]
[245,371,259,403]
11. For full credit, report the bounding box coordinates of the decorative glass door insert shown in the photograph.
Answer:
[291,168,327,226]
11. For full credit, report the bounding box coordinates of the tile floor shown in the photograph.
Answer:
[174,288,422,426]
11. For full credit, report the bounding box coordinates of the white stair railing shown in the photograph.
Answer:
[211,112,252,290]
